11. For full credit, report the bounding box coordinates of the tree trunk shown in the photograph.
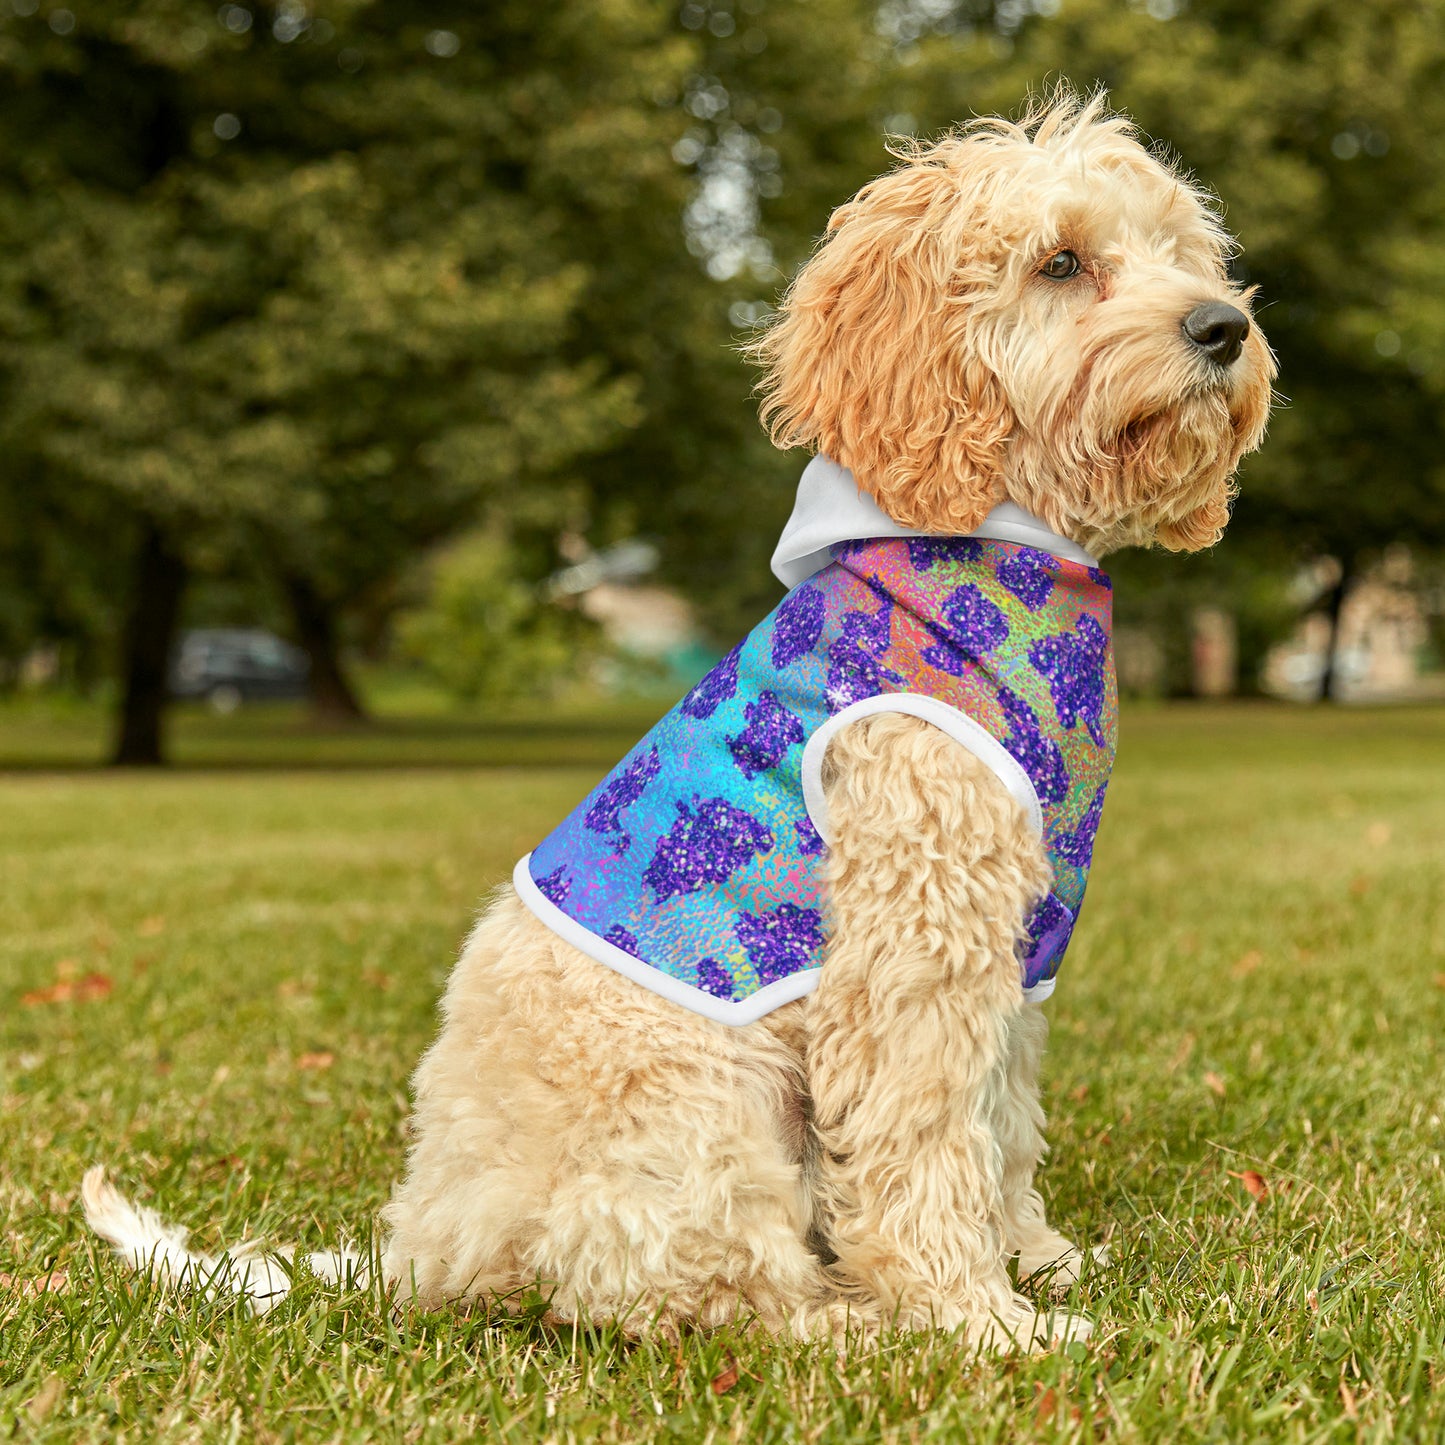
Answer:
[1316,553,1355,703]
[284,572,367,724]
[111,523,187,766]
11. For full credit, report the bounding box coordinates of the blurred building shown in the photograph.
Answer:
[1262,547,1442,701]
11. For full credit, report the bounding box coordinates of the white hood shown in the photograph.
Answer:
[770,455,1097,589]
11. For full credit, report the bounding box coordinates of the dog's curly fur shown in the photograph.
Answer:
[86,91,1275,1351]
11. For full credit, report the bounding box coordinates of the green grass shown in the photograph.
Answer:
[2,701,1443,1442]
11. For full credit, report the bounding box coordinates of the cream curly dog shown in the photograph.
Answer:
[85,93,1273,1350]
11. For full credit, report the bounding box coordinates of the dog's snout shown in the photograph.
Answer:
[1182,302,1250,367]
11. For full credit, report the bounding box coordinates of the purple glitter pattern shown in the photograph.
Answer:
[909,537,982,573]
[921,583,1008,674]
[584,746,660,850]
[1031,614,1110,746]
[1054,782,1107,867]
[1021,893,1074,976]
[825,599,906,711]
[794,817,825,856]
[996,547,1055,611]
[604,925,640,955]
[736,903,825,987]
[771,586,826,668]
[643,796,775,903]
[536,866,571,906]
[695,957,735,999]
[681,644,741,720]
[998,687,1070,806]
[727,690,806,780]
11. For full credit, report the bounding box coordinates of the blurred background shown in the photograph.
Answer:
[2,0,1444,766]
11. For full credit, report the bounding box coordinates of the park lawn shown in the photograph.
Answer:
[1,702,1443,1443]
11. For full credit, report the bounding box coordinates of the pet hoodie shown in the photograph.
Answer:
[514,456,1118,1026]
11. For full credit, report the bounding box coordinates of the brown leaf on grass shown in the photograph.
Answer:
[21,973,113,1007]
[1228,1169,1269,1201]
[1167,1034,1196,1073]
[1034,1386,1058,1426]
[710,1356,739,1396]
[361,969,394,992]
[1204,1071,1227,1098]
[1231,950,1263,978]
[0,1267,69,1299]
[1339,1380,1358,1419]
[295,1051,334,1071]
[1433,973,1445,990]
[1069,1083,1089,1103]
[138,915,166,937]
[1349,875,1372,898]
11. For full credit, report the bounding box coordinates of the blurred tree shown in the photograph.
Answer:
[0,0,688,758]
[395,529,600,705]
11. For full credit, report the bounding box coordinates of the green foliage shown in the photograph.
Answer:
[2,702,1444,1438]
[395,532,600,705]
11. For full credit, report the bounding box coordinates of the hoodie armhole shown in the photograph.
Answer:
[799,693,1044,843]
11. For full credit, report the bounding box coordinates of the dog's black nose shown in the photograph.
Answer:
[1182,302,1250,366]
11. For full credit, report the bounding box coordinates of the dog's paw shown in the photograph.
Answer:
[1018,1239,1110,1294]
[970,1296,1093,1353]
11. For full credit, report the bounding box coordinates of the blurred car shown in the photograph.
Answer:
[169,629,310,712]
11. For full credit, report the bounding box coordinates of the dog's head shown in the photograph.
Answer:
[752,91,1275,555]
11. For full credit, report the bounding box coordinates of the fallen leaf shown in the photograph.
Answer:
[1433,973,1445,990]
[1034,1386,1058,1425]
[1167,1033,1196,1073]
[1231,950,1263,978]
[1349,875,1372,898]
[361,969,394,992]
[1069,1083,1089,1103]
[710,1356,739,1396]
[1228,1169,1268,1200]
[21,973,112,1007]
[1204,1071,1227,1098]
[0,1268,69,1298]
[138,915,166,937]
[1339,1379,1358,1419]
[295,1051,334,1071]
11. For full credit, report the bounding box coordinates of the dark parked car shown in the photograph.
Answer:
[169,629,310,712]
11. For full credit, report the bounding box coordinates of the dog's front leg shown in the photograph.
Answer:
[807,713,1088,1350]
[995,1003,1094,1290]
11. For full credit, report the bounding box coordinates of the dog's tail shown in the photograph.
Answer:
[81,1166,368,1315]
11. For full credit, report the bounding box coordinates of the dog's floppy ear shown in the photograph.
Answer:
[751,145,1013,534]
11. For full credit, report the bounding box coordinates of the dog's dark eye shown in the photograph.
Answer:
[1041,250,1081,280]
